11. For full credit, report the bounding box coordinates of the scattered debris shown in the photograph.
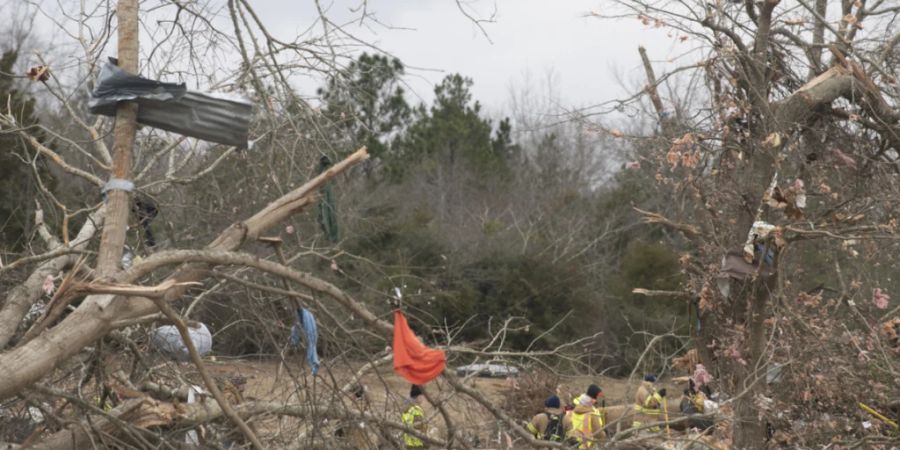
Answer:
[26,65,50,82]
[720,248,776,281]
[151,322,213,362]
[763,132,781,148]
[872,288,890,310]
[290,308,320,375]
[41,274,55,296]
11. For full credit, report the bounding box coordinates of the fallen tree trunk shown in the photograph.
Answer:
[0,148,368,402]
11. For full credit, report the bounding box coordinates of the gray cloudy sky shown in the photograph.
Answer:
[253,0,686,113]
[9,0,691,116]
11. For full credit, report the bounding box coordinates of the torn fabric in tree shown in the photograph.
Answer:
[89,59,252,148]
[393,310,446,384]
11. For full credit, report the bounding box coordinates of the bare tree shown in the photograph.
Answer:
[590,0,899,447]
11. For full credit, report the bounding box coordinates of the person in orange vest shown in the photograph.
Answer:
[563,384,605,448]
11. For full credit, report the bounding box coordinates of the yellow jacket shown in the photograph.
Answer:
[563,402,604,448]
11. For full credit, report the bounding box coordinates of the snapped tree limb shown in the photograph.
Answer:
[0,148,367,402]
[0,206,105,349]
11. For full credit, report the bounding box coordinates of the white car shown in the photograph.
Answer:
[455,363,520,378]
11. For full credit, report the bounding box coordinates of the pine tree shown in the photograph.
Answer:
[394,74,513,178]
[318,53,411,158]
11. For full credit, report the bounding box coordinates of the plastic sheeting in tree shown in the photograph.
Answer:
[89,58,252,148]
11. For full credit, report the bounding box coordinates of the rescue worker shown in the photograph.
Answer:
[632,374,666,432]
[401,384,428,449]
[526,395,565,442]
[680,387,700,414]
[334,384,377,450]
[680,382,714,431]
[567,384,602,415]
[563,384,605,448]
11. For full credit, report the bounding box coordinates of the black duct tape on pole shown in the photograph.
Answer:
[89,58,252,148]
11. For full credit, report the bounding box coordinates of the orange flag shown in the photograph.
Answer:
[393,310,446,384]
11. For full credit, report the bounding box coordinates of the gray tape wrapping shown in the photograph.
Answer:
[102,178,135,195]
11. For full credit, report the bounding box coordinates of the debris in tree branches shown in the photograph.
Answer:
[89,58,252,147]
[26,65,50,82]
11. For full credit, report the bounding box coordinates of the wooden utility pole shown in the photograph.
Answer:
[96,0,139,276]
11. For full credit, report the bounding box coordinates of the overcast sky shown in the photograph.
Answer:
[7,0,694,118]
[251,0,688,115]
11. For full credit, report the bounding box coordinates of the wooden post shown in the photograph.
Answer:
[96,0,139,277]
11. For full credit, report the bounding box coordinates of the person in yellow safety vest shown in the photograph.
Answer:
[563,384,605,448]
[680,387,704,414]
[632,374,666,432]
[401,384,428,449]
[567,384,605,419]
[691,388,706,413]
[567,384,605,421]
[680,382,715,431]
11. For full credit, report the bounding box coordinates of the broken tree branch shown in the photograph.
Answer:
[632,288,691,298]
[0,206,105,349]
[76,280,203,298]
[633,207,701,238]
[638,46,673,135]
[444,372,565,449]
[30,397,450,450]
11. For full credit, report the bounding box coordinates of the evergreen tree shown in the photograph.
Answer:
[318,53,411,158]
[0,50,43,250]
[394,74,514,176]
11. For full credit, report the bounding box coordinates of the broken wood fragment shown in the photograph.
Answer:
[76,279,202,298]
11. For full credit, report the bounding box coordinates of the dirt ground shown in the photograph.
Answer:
[202,357,681,405]
[193,356,690,448]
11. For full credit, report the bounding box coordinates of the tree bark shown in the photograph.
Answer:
[808,0,827,79]
[727,18,862,449]
[732,276,777,448]
[773,65,855,126]
[96,0,139,277]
